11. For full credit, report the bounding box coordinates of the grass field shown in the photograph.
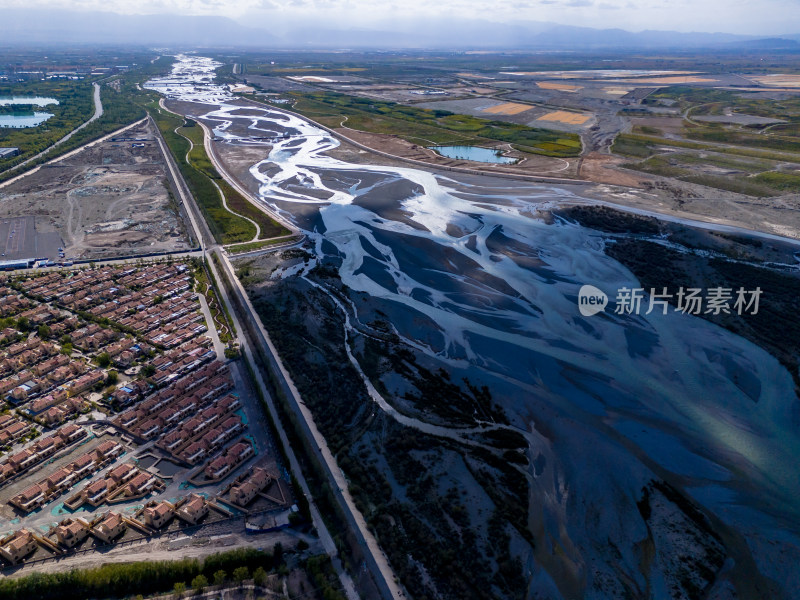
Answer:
[226,235,302,254]
[284,91,582,158]
[150,108,255,244]
[619,147,799,197]
[179,119,289,241]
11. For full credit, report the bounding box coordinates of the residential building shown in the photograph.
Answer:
[54,519,89,549]
[142,501,173,529]
[0,529,37,564]
[92,512,126,543]
[176,494,208,524]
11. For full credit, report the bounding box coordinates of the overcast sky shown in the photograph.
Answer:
[3,0,799,35]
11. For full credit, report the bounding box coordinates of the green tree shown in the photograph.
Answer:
[142,364,156,377]
[106,370,119,386]
[60,342,73,356]
[96,352,111,368]
[190,574,208,593]
[16,316,29,331]
[253,567,267,587]
[213,570,227,586]
[37,324,51,339]
[233,566,249,585]
[173,581,186,598]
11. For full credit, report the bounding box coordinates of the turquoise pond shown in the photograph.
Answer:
[430,145,517,164]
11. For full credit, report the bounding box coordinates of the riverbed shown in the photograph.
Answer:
[149,55,800,595]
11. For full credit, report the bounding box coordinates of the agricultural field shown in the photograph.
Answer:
[214,49,800,235]
[612,84,800,198]
[282,92,582,157]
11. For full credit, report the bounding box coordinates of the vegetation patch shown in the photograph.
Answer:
[286,91,581,157]
[751,170,800,192]
[0,56,173,183]
[226,235,301,255]
[178,119,289,240]
[0,548,280,600]
[150,108,254,244]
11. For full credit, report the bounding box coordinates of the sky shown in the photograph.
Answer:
[2,0,799,35]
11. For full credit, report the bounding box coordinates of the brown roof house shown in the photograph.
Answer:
[0,529,37,564]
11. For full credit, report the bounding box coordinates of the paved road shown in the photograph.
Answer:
[197,294,226,360]
[149,106,363,598]
[151,105,215,253]
[198,118,299,237]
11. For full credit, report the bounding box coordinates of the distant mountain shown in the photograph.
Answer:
[0,9,797,51]
[235,16,759,49]
[0,9,275,47]
[732,37,800,49]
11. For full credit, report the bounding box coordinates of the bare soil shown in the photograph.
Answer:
[0,120,191,260]
[579,152,649,187]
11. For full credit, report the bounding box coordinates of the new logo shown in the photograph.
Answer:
[578,284,608,317]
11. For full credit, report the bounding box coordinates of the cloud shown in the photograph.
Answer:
[2,0,800,34]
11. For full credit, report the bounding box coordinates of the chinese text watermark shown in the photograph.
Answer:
[579,285,762,317]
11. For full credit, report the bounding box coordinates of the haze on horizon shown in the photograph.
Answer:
[0,0,797,36]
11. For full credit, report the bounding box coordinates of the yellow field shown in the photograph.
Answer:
[603,88,633,96]
[745,74,800,88]
[536,81,582,92]
[483,102,535,115]
[537,111,591,125]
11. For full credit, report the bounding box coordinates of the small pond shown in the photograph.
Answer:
[431,145,517,164]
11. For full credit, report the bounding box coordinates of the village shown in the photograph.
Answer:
[0,260,293,568]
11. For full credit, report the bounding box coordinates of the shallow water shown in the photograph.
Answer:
[0,96,58,128]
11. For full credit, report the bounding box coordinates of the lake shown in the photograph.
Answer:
[0,96,59,107]
[0,96,58,128]
[431,145,517,164]
[0,112,54,128]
